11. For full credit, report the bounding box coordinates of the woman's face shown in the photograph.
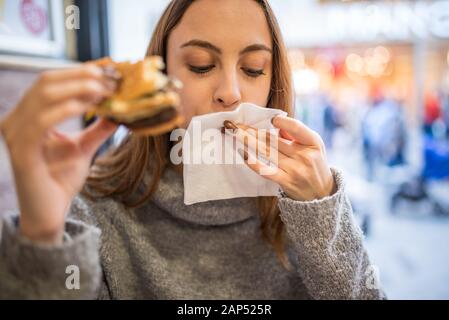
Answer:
[166,0,273,129]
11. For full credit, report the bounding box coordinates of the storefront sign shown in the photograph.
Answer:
[327,1,449,41]
[280,0,449,46]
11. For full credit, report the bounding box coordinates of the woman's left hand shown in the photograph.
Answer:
[223,116,336,201]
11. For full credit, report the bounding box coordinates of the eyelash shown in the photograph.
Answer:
[188,65,266,78]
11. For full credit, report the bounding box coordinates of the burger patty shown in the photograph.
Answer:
[112,106,178,129]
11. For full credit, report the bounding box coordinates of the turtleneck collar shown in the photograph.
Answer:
[147,167,258,226]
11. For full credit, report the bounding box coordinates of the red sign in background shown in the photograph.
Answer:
[20,0,47,35]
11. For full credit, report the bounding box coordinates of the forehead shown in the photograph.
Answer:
[169,0,272,51]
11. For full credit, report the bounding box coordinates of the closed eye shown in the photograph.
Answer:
[188,65,266,78]
[242,68,266,78]
[188,64,215,75]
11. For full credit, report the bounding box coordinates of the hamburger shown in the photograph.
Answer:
[87,56,183,136]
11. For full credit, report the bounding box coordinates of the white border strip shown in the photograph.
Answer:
[0,54,79,71]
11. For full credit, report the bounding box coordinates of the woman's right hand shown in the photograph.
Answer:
[0,65,119,245]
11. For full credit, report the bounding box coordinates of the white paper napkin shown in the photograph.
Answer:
[181,103,287,205]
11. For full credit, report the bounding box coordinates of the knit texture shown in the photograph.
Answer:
[0,167,385,299]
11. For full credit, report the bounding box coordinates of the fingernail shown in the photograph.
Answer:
[224,120,238,131]
[221,127,236,135]
[271,117,276,125]
[104,80,118,92]
[238,148,249,161]
[93,96,104,104]
[167,78,183,90]
[102,66,122,80]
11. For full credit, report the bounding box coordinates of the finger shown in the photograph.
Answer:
[236,123,297,157]
[39,65,104,83]
[279,128,295,141]
[42,79,115,105]
[43,129,76,161]
[77,118,118,157]
[271,116,322,146]
[46,128,71,142]
[39,99,92,130]
[238,148,287,183]
[223,123,288,165]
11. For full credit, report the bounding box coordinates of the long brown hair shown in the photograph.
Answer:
[83,0,293,268]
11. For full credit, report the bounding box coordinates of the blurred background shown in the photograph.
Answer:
[0,0,448,299]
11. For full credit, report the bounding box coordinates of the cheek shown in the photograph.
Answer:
[241,78,271,107]
[166,55,194,128]
[172,72,212,129]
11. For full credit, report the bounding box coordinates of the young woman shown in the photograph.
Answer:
[0,0,384,299]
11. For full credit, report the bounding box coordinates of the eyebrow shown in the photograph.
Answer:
[180,39,272,55]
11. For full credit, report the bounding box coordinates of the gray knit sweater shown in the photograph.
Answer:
[0,167,385,300]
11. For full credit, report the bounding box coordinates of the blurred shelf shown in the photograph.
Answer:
[0,54,80,71]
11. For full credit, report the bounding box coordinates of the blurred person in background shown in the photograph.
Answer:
[424,92,442,137]
[441,90,449,139]
[322,95,340,150]
[362,90,406,181]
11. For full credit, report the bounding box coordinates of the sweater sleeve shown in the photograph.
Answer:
[0,195,106,299]
[277,168,386,300]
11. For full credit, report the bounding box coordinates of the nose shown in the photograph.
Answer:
[213,69,241,109]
